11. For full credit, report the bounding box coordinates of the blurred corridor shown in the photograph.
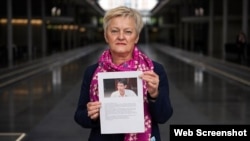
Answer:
[1,43,250,140]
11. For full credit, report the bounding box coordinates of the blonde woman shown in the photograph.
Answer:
[74,6,173,141]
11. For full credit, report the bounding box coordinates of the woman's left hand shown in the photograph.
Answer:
[139,71,159,99]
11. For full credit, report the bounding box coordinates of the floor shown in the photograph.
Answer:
[0,43,250,141]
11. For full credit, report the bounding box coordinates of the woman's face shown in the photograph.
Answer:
[105,16,139,57]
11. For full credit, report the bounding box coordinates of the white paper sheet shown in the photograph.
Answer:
[98,71,145,134]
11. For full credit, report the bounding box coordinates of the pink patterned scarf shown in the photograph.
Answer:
[90,46,154,141]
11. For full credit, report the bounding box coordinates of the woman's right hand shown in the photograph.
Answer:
[87,101,101,120]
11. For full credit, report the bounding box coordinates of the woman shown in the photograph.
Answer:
[236,31,247,64]
[74,6,173,141]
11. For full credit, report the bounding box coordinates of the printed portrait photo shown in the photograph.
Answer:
[103,77,138,98]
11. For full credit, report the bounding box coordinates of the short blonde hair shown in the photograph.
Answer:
[103,6,144,35]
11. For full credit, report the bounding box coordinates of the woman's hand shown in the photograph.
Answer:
[87,101,101,120]
[139,71,159,99]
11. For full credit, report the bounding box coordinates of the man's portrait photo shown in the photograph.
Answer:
[103,78,138,98]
